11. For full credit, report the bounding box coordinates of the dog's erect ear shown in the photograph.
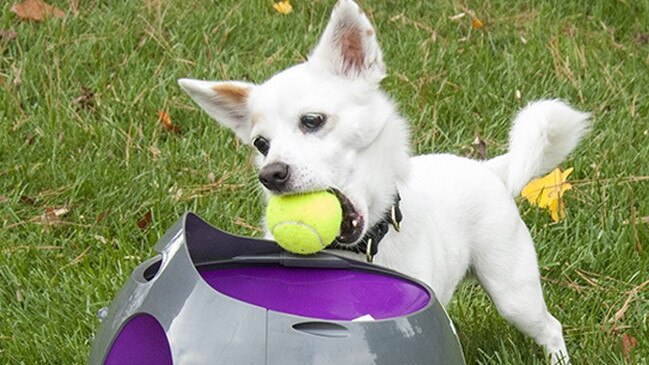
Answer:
[309,0,385,83]
[178,78,255,140]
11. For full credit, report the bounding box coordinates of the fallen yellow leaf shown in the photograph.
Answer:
[273,0,292,15]
[471,18,484,29]
[521,167,574,222]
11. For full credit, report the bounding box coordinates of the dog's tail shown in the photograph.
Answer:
[484,99,590,196]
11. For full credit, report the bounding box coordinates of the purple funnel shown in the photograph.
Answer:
[104,313,172,365]
[200,265,431,321]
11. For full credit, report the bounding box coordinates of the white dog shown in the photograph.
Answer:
[179,1,589,363]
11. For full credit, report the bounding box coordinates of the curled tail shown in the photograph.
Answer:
[484,99,590,196]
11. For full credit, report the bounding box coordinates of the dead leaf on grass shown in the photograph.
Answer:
[521,168,574,222]
[471,17,484,29]
[137,210,153,230]
[158,111,181,134]
[40,206,69,226]
[11,0,65,22]
[273,0,292,15]
[0,195,8,204]
[621,333,638,362]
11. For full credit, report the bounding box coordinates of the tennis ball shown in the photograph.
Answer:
[266,191,342,255]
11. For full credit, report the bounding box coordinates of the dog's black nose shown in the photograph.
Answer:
[259,162,290,191]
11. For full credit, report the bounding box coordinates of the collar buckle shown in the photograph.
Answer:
[365,238,374,263]
[390,205,401,232]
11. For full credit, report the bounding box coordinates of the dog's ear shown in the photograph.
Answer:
[178,78,255,141]
[309,0,385,83]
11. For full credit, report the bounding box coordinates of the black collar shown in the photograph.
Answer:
[330,192,402,262]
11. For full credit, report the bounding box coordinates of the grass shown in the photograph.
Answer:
[1,0,648,363]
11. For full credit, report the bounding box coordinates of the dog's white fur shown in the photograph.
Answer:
[179,1,589,363]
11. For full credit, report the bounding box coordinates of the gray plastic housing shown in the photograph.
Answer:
[89,212,465,364]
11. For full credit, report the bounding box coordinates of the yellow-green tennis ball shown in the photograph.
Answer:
[266,191,342,255]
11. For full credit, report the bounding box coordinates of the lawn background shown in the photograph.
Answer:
[1,0,648,363]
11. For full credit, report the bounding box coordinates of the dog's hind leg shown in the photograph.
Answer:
[471,220,570,364]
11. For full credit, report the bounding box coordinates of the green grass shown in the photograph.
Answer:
[1,0,648,363]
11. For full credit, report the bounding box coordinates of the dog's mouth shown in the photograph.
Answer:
[331,189,364,244]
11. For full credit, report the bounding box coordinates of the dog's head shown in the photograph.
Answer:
[180,0,410,246]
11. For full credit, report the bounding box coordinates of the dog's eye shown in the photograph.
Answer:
[300,113,326,132]
[253,137,270,156]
